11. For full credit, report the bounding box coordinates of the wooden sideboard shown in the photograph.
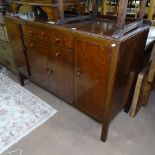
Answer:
[5,16,150,142]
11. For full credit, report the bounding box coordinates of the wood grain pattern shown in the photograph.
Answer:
[75,39,112,121]
[130,72,145,117]
[48,59,75,104]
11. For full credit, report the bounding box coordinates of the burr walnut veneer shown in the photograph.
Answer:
[5,16,150,142]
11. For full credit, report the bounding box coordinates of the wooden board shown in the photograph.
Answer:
[130,69,148,117]
[140,76,152,107]
[148,43,155,83]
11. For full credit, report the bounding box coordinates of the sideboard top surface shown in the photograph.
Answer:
[5,16,150,42]
[63,18,128,36]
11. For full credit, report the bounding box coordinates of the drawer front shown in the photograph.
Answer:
[24,38,74,66]
[48,32,74,50]
[24,37,50,56]
[22,25,74,50]
[49,48,74,66]
[23,27,36,39]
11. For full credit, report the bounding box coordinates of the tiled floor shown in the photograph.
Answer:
[2,72,155,155]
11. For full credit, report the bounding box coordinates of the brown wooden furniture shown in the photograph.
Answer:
[5,16,150,142]
[5,0,150,142]
[10,0,86,21]
[0,2,17,73]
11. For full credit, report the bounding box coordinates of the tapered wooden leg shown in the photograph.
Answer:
[101,122,109,142]
[101,111,110,142]
[18,73,25,86]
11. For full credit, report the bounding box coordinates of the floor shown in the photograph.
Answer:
[2,72,155,155]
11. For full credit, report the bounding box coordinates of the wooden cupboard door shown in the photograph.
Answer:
[24,39,50,88]
[27,50,49,88]
[48,59,75,104]
[75,40,111,121]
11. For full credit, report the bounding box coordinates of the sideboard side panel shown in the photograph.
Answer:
[5,19,29,76]
[110,30,149,120]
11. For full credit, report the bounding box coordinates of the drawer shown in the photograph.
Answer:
[49,47,74,66]
[24,38,74,66]
[22,25,74,50]
[22,26,38,40]
[24,37,51,56]
[48,32,74,50]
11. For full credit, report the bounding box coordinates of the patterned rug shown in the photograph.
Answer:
[0,73,57,154]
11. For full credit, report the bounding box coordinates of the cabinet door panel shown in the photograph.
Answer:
[75,40,111,121]
[48,60,75,104]
[24,38,49,88]
[28,50,49,88]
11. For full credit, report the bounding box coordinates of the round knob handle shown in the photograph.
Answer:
[47,68,53,74]
[75,68,81,77]
[29,31,34,35]
[55,52,61,57]
[76,72,81,76]
[41,32,46,36]
[47,70,51,75]
[30,43,35,48]
[55,38,60,43]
